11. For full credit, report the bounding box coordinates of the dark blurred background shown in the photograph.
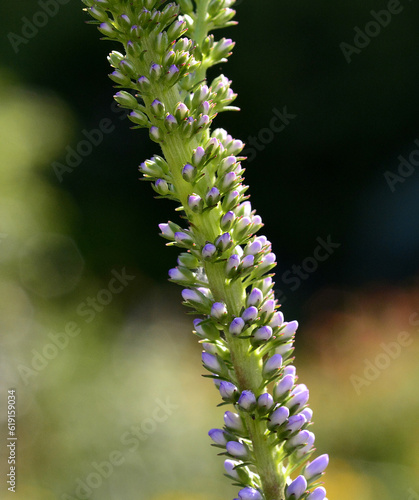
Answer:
[0,1,418,500]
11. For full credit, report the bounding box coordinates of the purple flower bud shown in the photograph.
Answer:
[165,64,179,83]
[220,156,237,175]
[252,325,273,344]
[245,240,263,256]
[283,365,296,378]
[182,163,196,182]
[275,343,294,358]
[238,487,263,500]
[238,390,257,412]
[175,102,189,121]
[273,374,295,401]
[257,393,274,413]
[159,223,174,239]
[306,487,326,500]
[235,216,252,237]
[269,311,284,328]
[221,171,237,191]
[192,146,206,167]
[227,139,244,155]
[211,301,227,320]
[224,459,240,480]
[168,267,192,282]
[236,201,252,217]
[215,232,232,252]
[202,243,217,260]
[151,99,165,117]
[206,186,221,206]
[198,100,211,115]
[268,405,289,430]
[193,84,210,104]
[137,75,151,92]
[188,194,203,213]
[226,441,249,459]
[286,385,309,411]
[174,231,194,247]
[301,408,313,422]
[260,299,275,316]
[287,430,312,450]
[281,320,299,340]
[263,354,283,378]
[220,211,235,231]
[247,288,263,307]
[197,114,210,129]
[208,428,228,446]
[224,411,245,433]
[242,306,258,323]
[241,255,254,269]
[181,288,202,303]
[149,63,162,80]
[219,381,238,402]
[251,215,262,228]
[164,114,178,131]
[202,352,223,374]
[225,254,240,276]
[99,20,114,35]
[304,454,329,480]
[222,189,240,211]
[229,317,245,336]
[286,475,307,499]
[286,414,307,433]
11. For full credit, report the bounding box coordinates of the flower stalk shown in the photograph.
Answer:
[82,1,329,499]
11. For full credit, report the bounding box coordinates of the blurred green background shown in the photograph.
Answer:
[1,1,419,499]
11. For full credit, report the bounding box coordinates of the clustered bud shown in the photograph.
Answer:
[83,1,328,499]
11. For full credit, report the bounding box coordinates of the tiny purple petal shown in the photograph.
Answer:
[229,316,245,336]
[208,428,227,446]
[269,311,284,328]
[304,454,329,480]
[263,353,283,377]
[273,374,295,401]
[242,306,258,323]
[286,414,307,433]
[286,475,307,499]
[247,287,263,307]
[241,254,254,269]
[224,411,244,433]
[268,405,289,429]
[281,320,299,339]
[226,441,248,459]
[257,393,274,412]
[306,487,327,500]
[238,390,257,411]
[238,487,263,500]
[202,243,217,260]
[211,301,227,319]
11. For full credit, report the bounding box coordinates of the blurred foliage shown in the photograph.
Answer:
[1,1,419,500]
